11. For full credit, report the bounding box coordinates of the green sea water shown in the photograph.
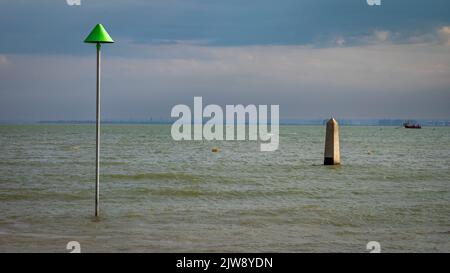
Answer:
[0,124,449,252]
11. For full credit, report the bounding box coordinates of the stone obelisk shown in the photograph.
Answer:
[324,118,340,165]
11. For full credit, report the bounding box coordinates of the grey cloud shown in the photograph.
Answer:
[1,42,449,121]
[1,0,450,54]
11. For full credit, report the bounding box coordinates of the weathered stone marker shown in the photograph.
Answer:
[324,118,340,165]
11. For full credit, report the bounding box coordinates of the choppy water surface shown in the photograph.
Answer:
[0,125,449,252]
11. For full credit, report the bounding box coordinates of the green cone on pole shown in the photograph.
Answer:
[84,24,114,44]
[84,24,114,217]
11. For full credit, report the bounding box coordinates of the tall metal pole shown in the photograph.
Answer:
[85,24,113,217]
[95,43,101,217]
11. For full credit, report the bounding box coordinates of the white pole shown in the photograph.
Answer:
[95,43,101,217]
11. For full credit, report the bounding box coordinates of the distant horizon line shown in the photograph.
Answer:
[1,118,449,126]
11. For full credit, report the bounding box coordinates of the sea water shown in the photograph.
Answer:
[0,125,449,252]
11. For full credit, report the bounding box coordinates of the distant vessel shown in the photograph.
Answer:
[404,121,421,129]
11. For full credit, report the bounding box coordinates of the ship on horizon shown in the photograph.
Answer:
[404,121,422,129]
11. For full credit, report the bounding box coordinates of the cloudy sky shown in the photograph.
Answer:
[0,0,449,121]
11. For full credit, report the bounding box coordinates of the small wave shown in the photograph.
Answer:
[0,230,9,235]
[121,187,317,199]
[0,191,88,201]
[142,188,204,197]
[104,172,203,182]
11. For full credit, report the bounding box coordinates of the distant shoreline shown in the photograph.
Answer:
[0,119,449,126]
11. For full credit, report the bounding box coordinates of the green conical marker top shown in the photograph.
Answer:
[84,24,114,43]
